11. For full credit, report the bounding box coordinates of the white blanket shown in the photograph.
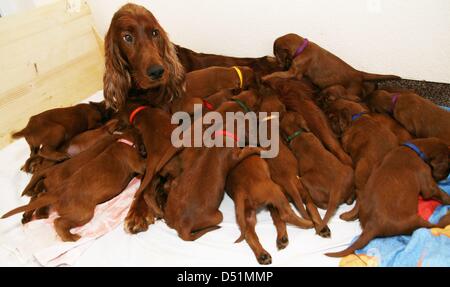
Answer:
[0,91,361,267]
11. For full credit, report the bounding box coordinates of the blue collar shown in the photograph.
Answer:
[403,142,428,162]
[351,112,368,122]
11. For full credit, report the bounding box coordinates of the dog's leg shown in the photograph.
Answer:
[54,210,94,242]
[421,180,450,205]
[124,196,155,234]
[38,146,70,162]
[179,211,223,241]
[243,209,272,265]
[298,180,331,237]
[340,200,359,221]
[284,178,310,220]
[268,206,289,250]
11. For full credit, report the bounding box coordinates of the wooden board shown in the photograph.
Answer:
[0,0,104,148]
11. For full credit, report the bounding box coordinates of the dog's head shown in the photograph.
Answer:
[104,3,185,111]
[273,33,303,70]
[326,99,368,136]
[280,111,310,140]
[412,138,450,181]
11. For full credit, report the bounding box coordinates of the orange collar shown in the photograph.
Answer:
[129,106,148,124]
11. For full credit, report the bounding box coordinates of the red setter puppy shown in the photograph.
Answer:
[327,138,450,257]
[103,3,185,111]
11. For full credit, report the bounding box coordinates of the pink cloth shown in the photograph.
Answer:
[2,178,140,266]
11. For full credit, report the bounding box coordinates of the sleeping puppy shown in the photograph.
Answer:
[186,66,254,98]
[2,130,146,241]
[326,99,399,221]
[370,113,413,144]
[280,111,354,231]
[264,77,353,166]
[263,33,400,97]
[13,101,108,173]
[226,155,313,265]
[369,90,450,145]
[326,138,450,257]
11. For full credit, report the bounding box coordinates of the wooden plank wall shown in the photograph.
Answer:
[0,0,104,148]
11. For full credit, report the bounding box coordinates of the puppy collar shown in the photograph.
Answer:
[117,138,135,148]
[232,66,244,89]
[129,106,148,124]
[285,129,305,143]
[390,94,399,114]
[403,142,428,162]
[203,99,214,111]
[214,130,239,143]
[231,98,251,113]
[293,38,309,58]
[351,112,369,122]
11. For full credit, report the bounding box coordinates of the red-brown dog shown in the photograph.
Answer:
[263,33,400,97]
[326,138,450,257]
[226,155,313,265]
[3,130,146,241]
[280,111,354,230]
[326,99,399,221]
[369,90,450,145]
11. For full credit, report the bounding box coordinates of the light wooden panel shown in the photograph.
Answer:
[0,0,104,148]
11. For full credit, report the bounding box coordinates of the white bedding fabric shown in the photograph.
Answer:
[0,90,361,267]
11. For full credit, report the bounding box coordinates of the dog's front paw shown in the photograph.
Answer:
[124,200,155,234]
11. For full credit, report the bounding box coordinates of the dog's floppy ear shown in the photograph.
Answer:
[103,23,131,112]
[338,108,352,134]
[429,146,450,181]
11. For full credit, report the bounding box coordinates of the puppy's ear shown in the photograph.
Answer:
[338,108,352,133]
[103,25,131,112]
[429,148,450,181]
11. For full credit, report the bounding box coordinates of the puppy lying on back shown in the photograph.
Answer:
[280,111,354,231]
[226,155,313,265]
[3,130,146,241]
[263,33,399,97]
[326,138,450,257]
[13,101,108,172]
[326,99,399,221]
[264,77,353,166]
[369,90,450,145]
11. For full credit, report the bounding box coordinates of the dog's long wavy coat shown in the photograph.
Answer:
[103,3,185,111]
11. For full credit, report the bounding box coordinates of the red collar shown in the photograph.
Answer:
[129,106,148,124]
[203,99,214,111]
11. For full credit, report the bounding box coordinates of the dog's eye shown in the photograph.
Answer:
[123,34,133,43]
[151,29,159,37]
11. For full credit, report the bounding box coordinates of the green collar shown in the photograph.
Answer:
[285,129,304,143]
[231,98,251,113]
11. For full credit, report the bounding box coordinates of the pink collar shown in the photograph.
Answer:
[117,138,135,148]
[293,38,309,58]
[390,94,399,114]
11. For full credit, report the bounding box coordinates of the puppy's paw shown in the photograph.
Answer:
[277,235,289,250]
[124,205,155,234]
[257,252,272,265]
[318,225,331,238]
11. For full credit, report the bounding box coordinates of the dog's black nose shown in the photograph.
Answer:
[147,65,164,80]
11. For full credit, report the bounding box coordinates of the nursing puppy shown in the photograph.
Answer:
[226,155,313,265]
[121,102,182,234]
[326,138,450,257]
[263,33,399,97]
[258,89,330,236]
[13,102,107,172]
[264,77,353,166]
[280,111,354,230]
[326,99,399,221]
[3,131,146,241]
[369,90,450,145]
[186,66,254,98]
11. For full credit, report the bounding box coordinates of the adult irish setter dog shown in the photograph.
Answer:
[103,3,185,111]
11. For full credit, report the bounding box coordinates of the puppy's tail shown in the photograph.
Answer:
[1,194,57,219]
[360,71,401,82]
[11,127,28,139]
[325,229,375,257]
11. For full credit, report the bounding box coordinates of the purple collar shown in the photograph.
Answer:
[390,94,399,114]
[293,38,309,58]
